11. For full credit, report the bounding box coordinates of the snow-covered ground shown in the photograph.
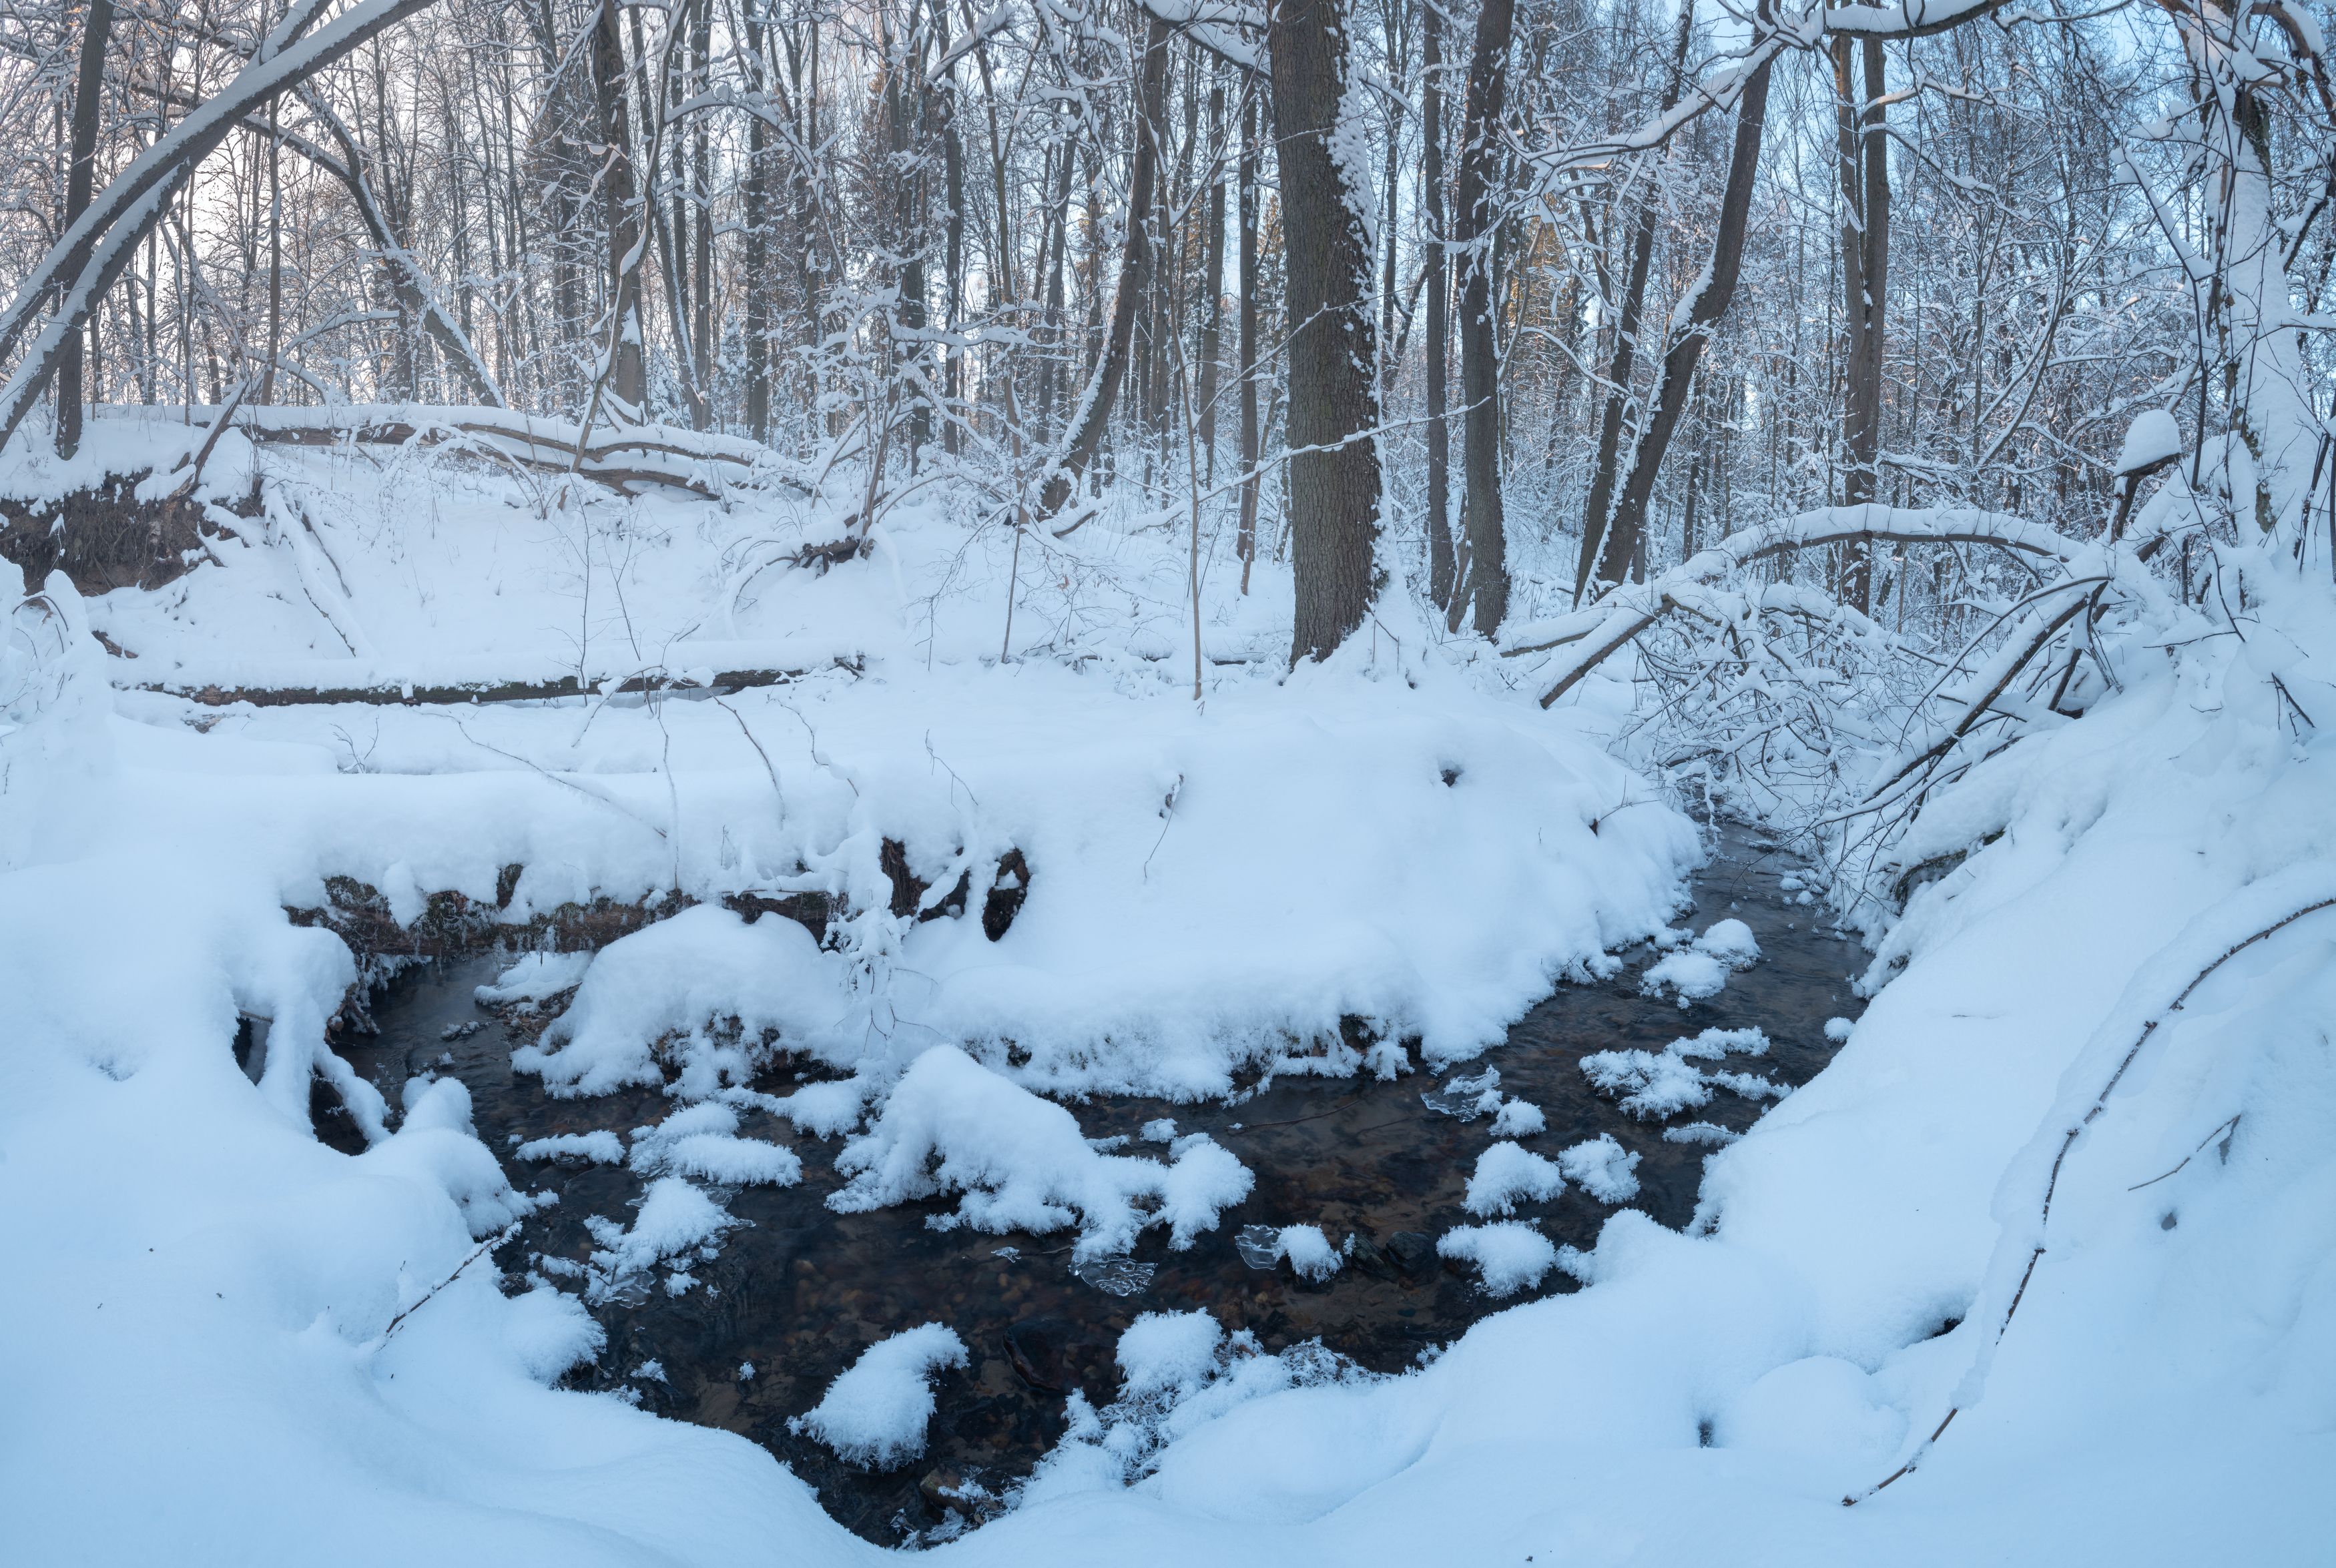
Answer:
[3,422,2327,1563]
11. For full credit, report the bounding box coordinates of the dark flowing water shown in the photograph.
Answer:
[320,834,1861,1545]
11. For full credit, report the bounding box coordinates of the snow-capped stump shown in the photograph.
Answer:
[1557,1134,1643,1203]
[1639,917,1761,1005]
[1437,1222,1558,1297]
[788,1323,969,1469]
[1464,1141,1566,1216]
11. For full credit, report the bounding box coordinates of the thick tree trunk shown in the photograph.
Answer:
[588,0,647,412]
[691,1,712,424]
[1272,0,1383,662]
[1450,0,1513,637]
[55,0,114,458]
[1591,57,1774,586]
[1038,17,1171,517]
[1422,1,1452,609]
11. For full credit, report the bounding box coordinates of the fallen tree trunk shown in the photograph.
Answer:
[96,404,792,497]
[127,657,858,709]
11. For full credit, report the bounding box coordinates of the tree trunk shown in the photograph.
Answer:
[1037,17,1171,517]
[1422,1,1452,609]
[1450,0,1513,637]
[1591,57,1774,586]
[55,0,114,458]
[1272,0,1383,662]
[742,14,771,442]
[1196,63,1225,476]
[1833,34,1888,611]
[1237,83,1261,590]
[691,0,713,424]
[588,0,647,412]
[1573,0,1694,604]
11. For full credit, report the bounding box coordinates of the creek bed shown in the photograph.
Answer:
[323,833,1861,1545]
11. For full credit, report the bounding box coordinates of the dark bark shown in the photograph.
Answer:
[55,0,114,458]
[1237,83,1261,590]
[1450,0,1513,636]
[1833,35,1888,611]
[1573,0,1694,604]
[588,0,647,412]
[1197,65,1225,475]
[1591,57,1774,586]
[691,0,713,422]
[1037,17,1171,517]
[742,11,771,442]
[1422,0,1452,609]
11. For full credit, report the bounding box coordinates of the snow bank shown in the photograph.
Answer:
[828,1046,1252,1258]
[789,1324,969,1467]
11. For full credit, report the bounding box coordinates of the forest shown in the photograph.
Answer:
[0,0,2329,1561]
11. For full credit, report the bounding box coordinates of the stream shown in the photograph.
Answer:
[305,831,1863,1545]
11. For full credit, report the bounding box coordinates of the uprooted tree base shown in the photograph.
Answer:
[1,475,251,596]
[295,841,1034,1037]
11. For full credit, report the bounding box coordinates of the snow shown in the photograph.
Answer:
[1641,917,1763,1004]
[1117,1310,1225,1397]
[2116,409,2183,474]
[515,1129,625,1165]
[1436,1221,1560,1296]
[1462,1141,1566,1216]
[788,1323,968,1468]
[1556,1133,1643,1203]
[627,1103,802,1188]
[1276,1224,1342,1281]
[475,949,593,1004]
[1488,1098,1546,1137]
[1582,1026,1779,1119]
[828,1045,1253,1258]
[10,407,2333,1567]
[584,1177,738,1302]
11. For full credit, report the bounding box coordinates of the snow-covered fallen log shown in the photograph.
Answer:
[99,404,792,498]
[115,643,860,708]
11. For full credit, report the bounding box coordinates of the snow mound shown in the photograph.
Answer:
[788,1323,968,1468]
[828,1045,1252,1258]
[1277,1224,1342,1281]
[515,906,842,1100]
[1488,1098,1546,1137]
[1582,1028,1781,1120]
[1117,1310,1225,1397]
[1463,1142,1565,1216]
[514,1130,624,1165]
[1438,1222,1558,1297]
[627,1102,802,1187]
[1639,917,1762,1004]
[584,1178,739,1302]
[475,950,592,1005]
[1556,1134,1643,1202]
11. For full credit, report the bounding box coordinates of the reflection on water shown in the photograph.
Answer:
[326,833,1861,1545]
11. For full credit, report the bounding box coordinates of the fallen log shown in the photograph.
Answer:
[129,656,861,708]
